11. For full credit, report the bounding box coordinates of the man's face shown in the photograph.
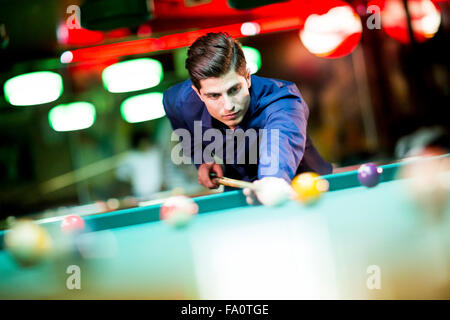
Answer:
[193,68,251,130]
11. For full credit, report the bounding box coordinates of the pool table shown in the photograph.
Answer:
[1,153,449,299]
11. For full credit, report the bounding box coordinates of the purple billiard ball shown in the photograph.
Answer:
[358,163,383,187]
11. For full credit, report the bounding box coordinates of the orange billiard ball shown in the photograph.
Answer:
[291,172,329,205]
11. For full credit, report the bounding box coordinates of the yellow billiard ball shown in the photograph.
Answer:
[4,220,53,267]
[291,172,329,205]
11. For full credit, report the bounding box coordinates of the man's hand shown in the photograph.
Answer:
[243,186,261,205]
[198,162,224,189]
[243,177,295,206]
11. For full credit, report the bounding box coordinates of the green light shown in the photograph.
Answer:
[121,92,165,123]
[102,58,163,93]
[49,102,96,132]
[242,46,261,74]
[4,71,63,106]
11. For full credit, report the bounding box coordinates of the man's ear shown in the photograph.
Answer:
[246,69,251,88]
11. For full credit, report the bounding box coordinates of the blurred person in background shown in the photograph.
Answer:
[116,131,163,200]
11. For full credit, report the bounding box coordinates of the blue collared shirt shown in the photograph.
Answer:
[163,75,332,183]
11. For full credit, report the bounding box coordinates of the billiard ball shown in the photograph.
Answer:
[398,147,450,222]
[4,220,53,267]
[253,177,294,206]
[160,195,199,228]
[61,215,85,234]
[358,163,383,187]
[106,198,120,210]
[291,172,329,205]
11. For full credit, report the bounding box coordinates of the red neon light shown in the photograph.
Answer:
[65,16,302,63]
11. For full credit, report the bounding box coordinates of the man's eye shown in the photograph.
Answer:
[230,87,240,95]
[210,94,220,99]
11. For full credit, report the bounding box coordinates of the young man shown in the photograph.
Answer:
[163,32,332,204]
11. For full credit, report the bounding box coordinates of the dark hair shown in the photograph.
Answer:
[185,32,247,91]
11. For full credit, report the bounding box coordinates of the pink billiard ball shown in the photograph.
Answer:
[61,215,85,234]
[160,196,198,228]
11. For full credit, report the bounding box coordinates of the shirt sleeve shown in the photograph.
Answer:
[163,90,202,169]
[163,90,186,132]
[258,85,309,182]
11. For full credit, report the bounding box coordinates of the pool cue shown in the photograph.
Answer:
[210,173,256,190]
[39,152,128,194]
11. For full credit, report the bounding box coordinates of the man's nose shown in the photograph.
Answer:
[223,96,234,111]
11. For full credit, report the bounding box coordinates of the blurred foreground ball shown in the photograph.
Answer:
[291,172,329,205]
[358,163,383,187]
[4,220,52,267]
[398,148,450,221]
[61,215,86,234]
[160,195,198,228]
[254,177,294,206]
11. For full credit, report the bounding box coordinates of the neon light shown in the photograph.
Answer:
[102,58,163,93]
[242,46,261,74]
[49,102,96,132]
[241,22,261,36]
[60,51,73,64]
[57,23,104,46]
[63,17,301,63]
[121,92,165,123]
[4,71,63,106]
[370,0,441,44]
[300,4,362,58]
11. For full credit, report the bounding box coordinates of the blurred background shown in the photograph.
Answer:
[0,0,449,220]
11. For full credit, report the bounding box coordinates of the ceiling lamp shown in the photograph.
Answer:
[120,92,165,123]
[102,58,163,93]
[4,71,63,106]
[300,1,362,59]
[49,102,96,132]
[242,46,262,74]
[369,0,441,44]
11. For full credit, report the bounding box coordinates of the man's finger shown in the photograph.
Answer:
[198,163,219,189]
[205,175,218,189]
[209,172,220,188]
[212,164,224,178]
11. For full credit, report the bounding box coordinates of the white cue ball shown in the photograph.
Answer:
[254,177,294,206]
